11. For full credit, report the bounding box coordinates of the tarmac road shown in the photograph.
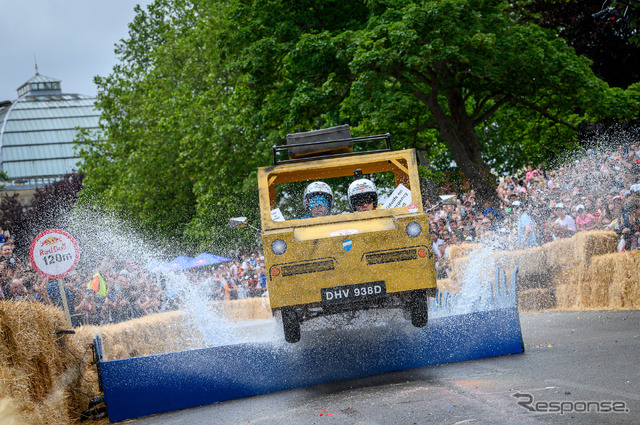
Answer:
[123,310,640,425]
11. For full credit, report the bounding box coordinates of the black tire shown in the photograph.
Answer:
[409,291,429,328]
[282,307,301,343]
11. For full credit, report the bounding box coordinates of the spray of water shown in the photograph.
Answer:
[454,244,497,314]
[57,206,248,349]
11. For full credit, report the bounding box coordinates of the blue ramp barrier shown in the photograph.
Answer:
[98,267,524,422]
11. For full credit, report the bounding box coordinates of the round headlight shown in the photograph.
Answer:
[271,239,287,255]
[405,222,422,238]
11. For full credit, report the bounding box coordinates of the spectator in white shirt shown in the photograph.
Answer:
[551,203,576,239]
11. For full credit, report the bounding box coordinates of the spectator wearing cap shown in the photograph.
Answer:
[551,203,576,239]
[513,201,538,248]
[575,205,596,231]
[442,198,457,221]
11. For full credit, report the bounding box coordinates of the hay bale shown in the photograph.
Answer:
[74,299,275,362]
[448,243,477,262]
[572,230,620,266]
[212,298,273,321]
[554,284,579,309]
[0,397,23,425]
[0,301,96,425]
[494,247,549,290]
[544,230,609,264]
[518,288,555,311]
[543,230,618,285]
[582,253,618,308]
[448,255,469,284]
[608,251,640,309]
[495,246,546,277]
[436,278,460,294]
[542,237,576,274]
[74,311,202,361]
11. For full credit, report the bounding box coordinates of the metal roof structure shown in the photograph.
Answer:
[0,73,100,189]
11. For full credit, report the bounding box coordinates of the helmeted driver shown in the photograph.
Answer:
[348,178,379,212]
[302,181,333,218]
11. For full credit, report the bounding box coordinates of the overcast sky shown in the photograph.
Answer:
[1,0,153,101]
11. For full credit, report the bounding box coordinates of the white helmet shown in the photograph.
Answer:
[348,179,377,210]
[303,181,333,214]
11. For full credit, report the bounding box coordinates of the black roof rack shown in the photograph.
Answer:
[272,133,393,165]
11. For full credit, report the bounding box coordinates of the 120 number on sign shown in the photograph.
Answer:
[42,252,74,266]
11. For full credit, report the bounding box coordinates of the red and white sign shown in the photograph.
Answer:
[29,229,80,279]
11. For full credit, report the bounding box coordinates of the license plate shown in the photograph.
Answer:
[321,281,386,304]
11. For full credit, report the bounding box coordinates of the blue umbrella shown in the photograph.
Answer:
[167,256,195,271]
[212,254,232,263]
[189,253,232,269]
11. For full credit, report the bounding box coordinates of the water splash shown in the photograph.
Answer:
[454,244,496,314]
[60,207,243,348]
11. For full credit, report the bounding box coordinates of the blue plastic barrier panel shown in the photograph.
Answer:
[101,306,524,422]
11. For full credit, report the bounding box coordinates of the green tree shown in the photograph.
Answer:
[80,0,640,250]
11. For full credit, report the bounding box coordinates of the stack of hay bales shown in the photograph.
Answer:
[607,251,640,309]
[448,255,470,285]
[582,253,618,308]
[494,247,551,311]
[73,298,274,361]
[447,243,478,284]
[448,243,476,262]
[74,311,203,361]
[444,230,620,311]
[448,243,497,281]
[209,297,272,322]
[545,231,619,309]
[436,278,459,294]
[0,302,97,425]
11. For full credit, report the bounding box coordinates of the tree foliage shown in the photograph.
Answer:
[79,0,640,250]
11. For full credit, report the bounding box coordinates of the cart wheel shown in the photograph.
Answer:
[409,291,429,328]
[282,307,301,343]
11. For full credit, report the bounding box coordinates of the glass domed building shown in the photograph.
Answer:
[0,73,100,200]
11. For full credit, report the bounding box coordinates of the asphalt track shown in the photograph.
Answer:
[122,310,640,425]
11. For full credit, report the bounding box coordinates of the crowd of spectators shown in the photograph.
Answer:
[428,145,640,279]
[2,144,639,324]
[0,245,267,326]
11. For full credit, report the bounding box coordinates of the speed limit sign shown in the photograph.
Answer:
[29,229,80,279]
